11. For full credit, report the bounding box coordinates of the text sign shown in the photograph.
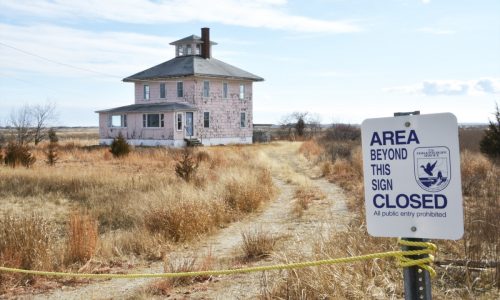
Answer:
[361,113,463,240]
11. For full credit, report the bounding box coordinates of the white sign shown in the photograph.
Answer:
[361,113,463,240]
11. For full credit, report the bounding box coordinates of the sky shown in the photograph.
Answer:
[0,0,499,126]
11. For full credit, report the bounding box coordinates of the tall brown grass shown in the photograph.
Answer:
[0,214,61,294]
[241,228,279,261]
[0,139,275,294]
[264,138,499,298]
[66,212,98,264]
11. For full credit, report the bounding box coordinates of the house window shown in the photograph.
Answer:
[178,45,184,56]
[144,85,150,100]
[143,114,164,128]
[111,114,127,127]
[195,44,201,55]
[186,45,192,55]
[160,83,166,99]
[177,81,183,97]
[223,82,228,98]
[203,112,210,128]
[240,112,246,128]
[177,113,183,131]
[203,81,210,97]
[239,84,245,100]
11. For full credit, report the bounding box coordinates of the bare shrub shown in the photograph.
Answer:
[241,228,278,260]
[324,141,354,162]
[4,142,36,168]
[324,123,360,141]
[175,148,199,182]
[66,212,98,264]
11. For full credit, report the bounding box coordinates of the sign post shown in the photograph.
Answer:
[360,112,464,299]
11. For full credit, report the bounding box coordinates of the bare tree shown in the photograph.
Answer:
[9,102,57,145]
[9,104,34,145]
[308,113,322,137]
[32,102,57,145]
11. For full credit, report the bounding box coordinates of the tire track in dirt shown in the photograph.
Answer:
[34,142,351,300]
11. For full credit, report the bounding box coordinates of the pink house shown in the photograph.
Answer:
[97,28,263,147]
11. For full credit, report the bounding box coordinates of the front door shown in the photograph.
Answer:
[185,112,194,137]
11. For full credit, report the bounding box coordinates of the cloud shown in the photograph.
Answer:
[417,27,455,35]
[421,0,431,4]
[0,23,175,79]
[0,0,362,34]
[383,78,500,96]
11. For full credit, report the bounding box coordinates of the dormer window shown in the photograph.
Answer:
[186,45,192,55]
[196,45,201,55]
[178,45,184,56]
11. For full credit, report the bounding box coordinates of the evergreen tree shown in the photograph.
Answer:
[479,103,500,159]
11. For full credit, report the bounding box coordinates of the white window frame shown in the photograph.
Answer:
[177,81,184,98]
[186,45,192,55]
[223,82,228,99]
[178,45,184,56]
[110,114,127,128]
[176,112,183,131]
[160,83,166,99]
[203,80,210,97]
[144,84,150,100]
[203,111,210,128]
[239,84,245,100]
[240,112,246,128]
[142,113,164,128]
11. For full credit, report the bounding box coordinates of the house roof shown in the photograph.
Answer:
[95,102,196,114]
[123,56,264,82]
[169,35,217,45]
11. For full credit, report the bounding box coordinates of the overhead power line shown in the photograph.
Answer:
[0,41,123,79]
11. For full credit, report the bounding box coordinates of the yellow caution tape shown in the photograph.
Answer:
[0,239,436,279]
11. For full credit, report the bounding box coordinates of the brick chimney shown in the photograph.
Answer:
[201,27,211,59]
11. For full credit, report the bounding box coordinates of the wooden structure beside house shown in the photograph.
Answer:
[97,28,263,147]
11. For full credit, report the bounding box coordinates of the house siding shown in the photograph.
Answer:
[99,112,175,140]
[190,78,253,143]
[116,77,253,145]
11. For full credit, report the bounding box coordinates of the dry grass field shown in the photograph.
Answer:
[0,127,498,299]
[0,128,275,296]
[281,134,498,299]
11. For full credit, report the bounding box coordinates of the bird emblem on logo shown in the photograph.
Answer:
[414,147,451,192]
[420,161,437,176]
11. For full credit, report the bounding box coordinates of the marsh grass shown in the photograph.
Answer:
[267,138,499,298]
[241,228,279,261]
[0,139,275,293]
[0,214,61,294]
[66,212,98,264]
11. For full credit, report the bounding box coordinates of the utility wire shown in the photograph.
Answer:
[0,41,123,79]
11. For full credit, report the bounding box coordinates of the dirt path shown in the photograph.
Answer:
[35,142,351,300]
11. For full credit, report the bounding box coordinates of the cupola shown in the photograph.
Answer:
[169,27,218,59]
